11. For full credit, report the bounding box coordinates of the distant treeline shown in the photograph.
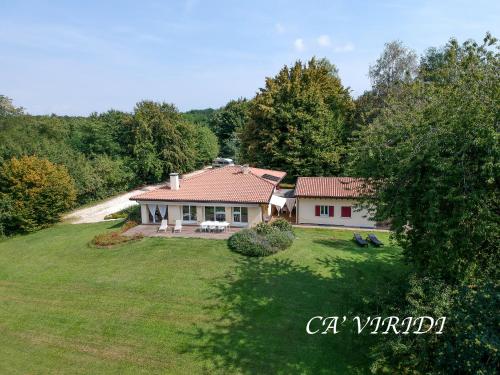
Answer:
[0,100,220,234]
[0,101,219,206]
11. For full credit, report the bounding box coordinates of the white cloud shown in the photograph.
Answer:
[317,34,331,47]
[334,42,355,52]
[275,23,285,34]
[294,38,305,51]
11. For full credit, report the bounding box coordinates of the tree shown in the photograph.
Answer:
[96,110,135,154]
[240,58,355,179]
[0,95,23,116]
[352,90,382,131]
[0,156,76,234]
[351,33,499,375]
[69,116,122,156]
[182,108,217,127]
[209,99,249,159]
[353,41,418,131]
[194,125,219,167]
[129,101,200,182]
[352,35,499,283]
[368,41,418,97]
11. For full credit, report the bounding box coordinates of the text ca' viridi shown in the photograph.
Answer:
[306,316,446,335]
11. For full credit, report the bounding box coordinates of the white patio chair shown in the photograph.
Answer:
[157,219,168,232]
[209,224,217,232]
[173,220,182,233]
[200,223,208,232]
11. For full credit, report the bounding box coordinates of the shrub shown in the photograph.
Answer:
[0,156,76,234]
[90,220,141,248]
[266,227,294,250]
[104,212,127,220]
[370,276,500,375]
[255,222,273,235]
[229,224,295,257]
[228,229,272,257]
[121,220,138,232]
[125,205,141,223]
[104,205,141,222]
[270,218,294,233]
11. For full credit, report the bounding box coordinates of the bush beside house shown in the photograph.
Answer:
[104,205,141,222]
[228,219,295,257]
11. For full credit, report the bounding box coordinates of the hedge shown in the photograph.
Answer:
[228,221,295,257]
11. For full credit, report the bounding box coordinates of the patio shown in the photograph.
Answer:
[123,224,242,239]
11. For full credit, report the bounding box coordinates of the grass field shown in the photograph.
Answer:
[0,222,404,374]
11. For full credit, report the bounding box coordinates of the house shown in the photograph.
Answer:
[131,165,286,227]
[294,177,375,228]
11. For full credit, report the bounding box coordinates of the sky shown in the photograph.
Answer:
[1,0,498,115]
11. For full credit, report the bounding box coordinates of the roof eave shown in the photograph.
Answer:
[131,197,269,204]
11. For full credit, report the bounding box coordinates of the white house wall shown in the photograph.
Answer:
[247,206,262,226]
[168,205,182,223]
[297,198,375,228]
[140,204,150,224]
[137,201,263,227]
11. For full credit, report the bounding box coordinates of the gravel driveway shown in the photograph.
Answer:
[63,168,210,224]
[63,183,165,224]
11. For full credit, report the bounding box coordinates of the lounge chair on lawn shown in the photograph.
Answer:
[157,219,168,232]
[368,233,383,247]
[354,233,368,247]
[173,220,182,233]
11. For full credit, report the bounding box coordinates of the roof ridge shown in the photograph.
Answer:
[182,165,277,187]
[181,165,231,182]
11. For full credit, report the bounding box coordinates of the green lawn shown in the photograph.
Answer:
[0,222,404,374]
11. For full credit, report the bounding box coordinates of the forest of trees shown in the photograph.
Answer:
[0,100,219,234]
[1,34,498,373]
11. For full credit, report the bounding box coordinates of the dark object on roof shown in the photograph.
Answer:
[368,233,383,247]
[262,173,280,182]
[354,233,368,247]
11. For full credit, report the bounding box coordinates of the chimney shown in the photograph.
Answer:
[170,173,180,190]
[241,164,250,174]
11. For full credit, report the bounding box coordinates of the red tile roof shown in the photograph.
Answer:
[131,166,286,204]
[248,167,286,184]
[294,177,368,198]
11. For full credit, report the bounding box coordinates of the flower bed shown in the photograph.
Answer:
[90,220,142,248]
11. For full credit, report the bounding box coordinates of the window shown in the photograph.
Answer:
[205,206,215,221]
[233,207,248,223]
[183,205,197,221]
[341,206,352,218]
[315,205,334,217]
[205,206,226,221]
[215,206,226,221]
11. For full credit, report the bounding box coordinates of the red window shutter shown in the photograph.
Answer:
[315,205,320,216]
[341,206,351,218]
[329,206,334,217]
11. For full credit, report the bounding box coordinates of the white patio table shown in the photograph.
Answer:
[200,221,230,232]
